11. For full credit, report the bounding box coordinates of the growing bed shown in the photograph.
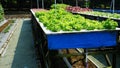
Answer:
[31,9,120,49]
[65,5,120,28]
[0,19,18,56]
[72,12,120,27]
[31,8,120,68]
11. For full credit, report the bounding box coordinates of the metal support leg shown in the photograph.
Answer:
[105,54,112,66]
[85,49,88,68]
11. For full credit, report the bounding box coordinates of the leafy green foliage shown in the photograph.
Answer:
[80,11,120,19]
[0,4,4,21]
[102,19,118,29]
[3,20,15,33]
[50,4,69,10]
[35,4,118,32]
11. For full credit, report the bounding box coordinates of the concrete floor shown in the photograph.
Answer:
[0,19,37,68]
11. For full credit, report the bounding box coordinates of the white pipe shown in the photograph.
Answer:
[113,0,115,13]
[55,0,56,9]
[37,0,39,8]
[61,0,63,3]
[76,0,78,6]
[42,0,44,8]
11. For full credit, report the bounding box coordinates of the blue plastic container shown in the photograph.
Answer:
[47,31,118,50]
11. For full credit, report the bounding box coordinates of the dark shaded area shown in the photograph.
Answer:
[11,20,37,68]
[89,0,120,10]
[0,0,120,11]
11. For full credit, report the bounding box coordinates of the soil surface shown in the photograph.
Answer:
[62,49,96,68]
[0,20,10,32]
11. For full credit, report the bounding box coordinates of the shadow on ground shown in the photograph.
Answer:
[11,20,37,68]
